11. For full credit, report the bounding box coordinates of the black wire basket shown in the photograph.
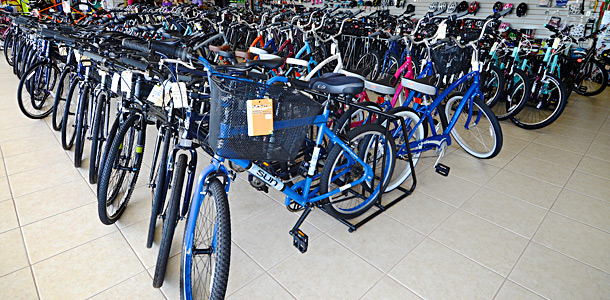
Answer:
[208,75,322,162]
[431,41,473,76]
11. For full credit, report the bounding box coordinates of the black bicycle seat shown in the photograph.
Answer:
[311,76,364,95]
[245,57,284,69]
[401,76,438,95]
[366,75,397,95]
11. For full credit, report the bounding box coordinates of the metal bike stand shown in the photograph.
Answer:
[319,101,418,232]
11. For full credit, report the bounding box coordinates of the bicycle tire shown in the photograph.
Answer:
[511,73,567,129]
[355,51,380,80]
[493,68,531,120]
[148,127,172,249]
[334,102,382,136]
[52,67,71,131]
[319,123,396,219]
[445,94,503,158]
[74,84,90,168]
[481,65,505,108]
[61,78,82,150]
[16,61,58,119]
[153,153,187,288]
[181,177,230,300]
[4,31,13,66]
[575,59,608,96]
[89,91,108,184]
[97,114,146,225]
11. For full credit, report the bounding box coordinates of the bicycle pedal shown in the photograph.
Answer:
[435,163,450,177]
[291,229,309,253]
[577,86,587,93]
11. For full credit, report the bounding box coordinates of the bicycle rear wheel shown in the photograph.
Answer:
[16,61,59,119]
[319,123,396,219]
[445,94,503,159]
[97,114,146,225]
[575,59,607,96]
[181,177,231,300]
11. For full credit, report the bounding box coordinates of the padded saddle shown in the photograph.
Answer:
[401,76,438,96]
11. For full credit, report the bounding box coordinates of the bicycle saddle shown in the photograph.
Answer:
[246,57,284,69]
[209,44,231,52]
[401,76,438,96]
[235,50,254,60]
[365,75,397,95]
[311,76,364,95]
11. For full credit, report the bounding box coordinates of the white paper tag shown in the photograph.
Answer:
[148,84,164,105]
[120,71,132,94]
[552,37,561,49]
[98,70,107,77]
[111,73,120,93]
[58,43,67,56]
[74,51,82,63]
[171,82,188,108]
[437,23,447,40]
[491,42,498,53]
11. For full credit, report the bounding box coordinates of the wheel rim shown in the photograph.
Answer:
[446,96,498,157]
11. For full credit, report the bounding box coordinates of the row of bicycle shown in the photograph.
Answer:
[7,4,512,300]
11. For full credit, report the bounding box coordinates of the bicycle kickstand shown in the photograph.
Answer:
[434,140,451,177]
[289,203,313,253]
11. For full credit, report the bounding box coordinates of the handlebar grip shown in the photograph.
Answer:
[122,39,149,52]
[82,51,105,63]
[54,34,76,44]
[119,57,148,71]
[150,41,189,60]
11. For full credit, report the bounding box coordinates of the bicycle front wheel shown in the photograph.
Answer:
[16,61,59,119]
[181,177,231,300]
[52,67,72,131]
[492,68,531,120]
[74,84,90,168]
[319,123,396,219]
[445,94,503,159]
[575,59,607,96]
[511,73,567,129]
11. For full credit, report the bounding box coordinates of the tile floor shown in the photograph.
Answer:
[1,58,610,300]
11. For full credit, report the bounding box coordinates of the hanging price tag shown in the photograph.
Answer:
[437,23,447,40]
[148,84,164,105]
[58,43,67,56]
[552,37,561,49]
[171,82,188,108]
[111,73,120,93]
[120,71,133,94]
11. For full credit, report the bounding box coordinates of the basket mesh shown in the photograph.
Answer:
[208,76,321,161]
[431,41,473,76]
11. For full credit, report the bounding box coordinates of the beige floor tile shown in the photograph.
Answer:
[0,123,51,143]
[0,158,5,176]
[386,191,455,235]
[441,153,501,185]
[115,186,154,229]
[22,202,117,263]
[269,234,383,300]
[301,208,341,233]
[0,133,60,158]
[586,143,610,162]
[0,228,29,277]
[494,280,545,300]
[555,114,603,132]
[593,132,610,147]
[0,199,18,234]
[13,180,94,225]
[505,155,574,186]
[226,243,265,296]
[8,161,82,197]
[328,214,424,272]
[413,167,481,207]
[0,176,10,201]
[498,122,540,141]
[0,267,38,300]
[157,254,180,300]
[540,123,597,143]
[485,169,562,209]
[519,142,583,169]
[534,212,610,273]
[89,271,164,300]
[430,210,528,275]
[462,188,547,238]
[361,276,422,300]
[510,242,610,300]
[552,189,610,232]
[121,218,184,269]
[484,149,518,169]
[576,156,610,180]
[533,133,590,155]
[228,178,277,225]
[5,147,70,175]
[565,171,610,201]
[500,135,531,153]
[389,238,504,300]
[232,204,321,270]
[228,273,295,300]
[0,111,41,130]
[33,231,144,300]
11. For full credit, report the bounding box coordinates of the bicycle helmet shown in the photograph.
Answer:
[568,2,583,14]
[406,3,415,13]
[493,1,503,13]
[516,2,527,17]
[447,1,458,13]
[457,1,468,12]
[498,22,510,33]
[469,1,479,15]
[438,2,448,12]
[571,24,585,37]
[502,3,513,13]
[429,2,439,11]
